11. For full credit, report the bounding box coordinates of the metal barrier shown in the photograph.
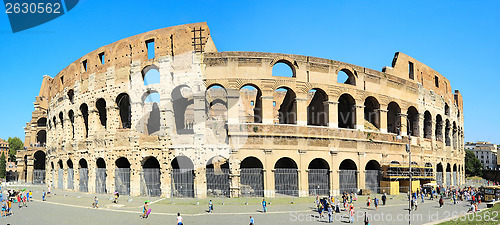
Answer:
[308,169,329,196]
[365,170,380,194]
[58,169,63,189]
[446,172,451,186]
[141,168,161,197]
[115,168,130,195]
[95,168,107,193]
[206,168,230,197]
[67,168,74,190]
[33,169,45,184]
[453,172,457,186]
[339,170,357,194]
[79,168,88,192]
[240,168,264,197]
[436,172,443,186]
[274,168,298,197]
[171,169,194,198]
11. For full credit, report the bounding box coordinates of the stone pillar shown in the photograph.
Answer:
[261,95,274,124]
[163,167,172,198]
[107,166,115,194]
[26,157,34,183]
[130,160,141,196]
[298,168,308,197]
[379,108,388,133]
[74,167,80,192]
[88,161,96,194]
[88,109,99,138]
[195,167,207,199]
[355,105,365,131]
[296,97,308,126]
[399,113,408,136]
[193,94,206,146]
[327,101,338,128]
[226,89,240,124]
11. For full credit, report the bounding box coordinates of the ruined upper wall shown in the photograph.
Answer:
[47,22,212,100]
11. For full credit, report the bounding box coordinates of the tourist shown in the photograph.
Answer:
[349,204,355,223]
[141,202,148,218]
[327,204,333,223]
[177,213,183,225]
[22,193,27,207]
[113,192,119,204]
[47,186,51,197]
[374,197,379,210]
[208,199,213,213]
[249,215,254,225]
[382,192,387,205]
[364,212,370,225]
[1,200,6,217]
[92,196,98,209]
[262,199,267,213]
[16,194,21,209]
[42,190,46,201]
[439,196,444,208]
[366,197,371,208]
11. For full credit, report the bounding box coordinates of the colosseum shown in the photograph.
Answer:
[18,22,465,198]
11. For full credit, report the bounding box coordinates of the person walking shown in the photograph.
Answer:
[327,204,333,223]
[249,215,254,225]
[366,197,371,208]
[262,199,267,213]
[42,190,46,201]
[439,196,444,208]
[177,213,183,225]
[208,200,213,213]
[141,202,148,218]
[92,196,98,209]
[349,204,355,223]
[374,197,379,210]
[364,212,370,225]
[382,192,387,205]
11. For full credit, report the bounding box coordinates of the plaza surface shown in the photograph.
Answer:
[0,184,490,225]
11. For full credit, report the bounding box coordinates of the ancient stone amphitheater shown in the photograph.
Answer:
[18,22,464,198]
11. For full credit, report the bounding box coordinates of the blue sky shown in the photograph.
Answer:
[0,0,499,143]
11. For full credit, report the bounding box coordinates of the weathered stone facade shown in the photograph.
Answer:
[19,22,464,198]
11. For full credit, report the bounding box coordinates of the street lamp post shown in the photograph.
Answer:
[397,117,412,225]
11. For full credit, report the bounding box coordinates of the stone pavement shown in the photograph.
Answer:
[0,184,490,225]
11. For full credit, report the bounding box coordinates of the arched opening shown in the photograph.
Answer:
[444,103,450,116]
[308,158,330,196]
[453,122,457,149]
[96,98,107,129]
[67,89,74,104]
[338,94,356,129]
[33,151,46,184]
[142,65,160,85]
[142,91,161,135]
[206,85,228,143]
[141,156,161,197]
[436,163,443,186]
[387,102,401,134]
[172,85,194,134]
[339,159,357,193]
[95,158,107,194]
[57,159,64,189]
[445,120,451,146]
[272,61,294,77]
[435,115,443,142]
[206,156,230,197]
[37,117,47,127]
[171,156,194,197]
[240,157,264,197]
[68,110,75,139]
[453,164,457,186]
[116,93,131,129]
[275,87,297,124]
[67,159,74,190]
[364,97,380,130]
[79,159,88,192]
[80,104,89,138]
[240,85,262,123]
[423,111,432,139]
[274,157,298,196]
[407,107,419,137]
[115,157,131,195]
[365,160,381,193]
[58,112,64,130]
[50,161,54,188]
[307,89,328,126]
[446,163,451,186]
[36,130,46,146]
[337,69,356,85]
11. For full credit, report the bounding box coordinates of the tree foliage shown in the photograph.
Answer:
[7,137,23,162]
[465,149,483,177]
[0,152,6,179]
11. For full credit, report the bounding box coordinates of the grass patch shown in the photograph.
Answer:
[439,203,500,225]
[466,176,483,181]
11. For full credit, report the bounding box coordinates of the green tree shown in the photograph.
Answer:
[465,149,483,177]
[0,152,6,179]
[7,137,23,162]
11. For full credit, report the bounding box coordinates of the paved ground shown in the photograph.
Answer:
[0,184,490,225]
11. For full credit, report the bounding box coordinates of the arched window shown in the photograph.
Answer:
[142,156,161,196]
[339,159,357,193]
[272,61,294,77]
[206,85,228,143]
[307,89,328,126]
[67,89,74,104]
[37,118,47,127]
[435,115,443,141]
[95,158,107,193]
[337,69,356,85]
[172,86,194,134]
[444,103,450,116]
[275,87,296,125]
[274,157,298,196]
[364,97,380,130]
[68,110,75,138]
[423,111,432,139]
[36,130,46,146]
[387,102,401,134]
[365,160,380,193]
[142,91,161,135]
[445,120,451,146]
[240,157,264,197]
[206,156,230,197]
[116,93,131,129]
[407,107,419,137]
[338,94,356,129]
[96,98,107,128]
[142,65,160,85]
[115,157,131,195]
[308,158,330,196]
[171,156,194,197]
[240,85,262,123]
[80,104,89,138]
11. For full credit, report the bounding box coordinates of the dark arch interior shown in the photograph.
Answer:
[96,98,107,128]
[435,115,443,141]
[116,93,132,129]
[364,97,380,129]
[446,164,451,172]
[37,117,47,127]
[307,89,328,126]
[240,84,262,123]
[33,151,46,170]
[387,102,401,134]
[276,87,296,124]
[172,156,194,169]
[308,158,329,169]
[453,164,457,171]
[67,89,74,103]
[365,160,380,170]
[338,94,355,129]
[437,163,443,172]
[68,110,75,138]
[143,157,160,168]
[240,157,263,168]
[80,104,89,137]
[274,157,297,169]
[339,159,357,170]
[116,157,131,168]
[58,112,64,128]
[57,160,63,169]
[36,130,46,146]
[96,158,106,168]
[407,107,419,136]
[79,159,88,168]
[51,161,54,170]
[67,159,73,169]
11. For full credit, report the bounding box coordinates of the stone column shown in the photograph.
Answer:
[379,108,388,133]
[399,113,408,136]
[129,159,141,196]
[296,96,308,126]
[261,95,274,124]
[226,89,240,124]
[327,101,338,128]
[26,157,34,183]
[298,168,308,197]
[107,166,115,194]
[195,167,207,199]
[355,105,365,131]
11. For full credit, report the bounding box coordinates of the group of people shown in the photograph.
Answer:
[0,189,33,217]
[313,191,380,223]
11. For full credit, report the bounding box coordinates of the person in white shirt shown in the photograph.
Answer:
[177,212,183,225]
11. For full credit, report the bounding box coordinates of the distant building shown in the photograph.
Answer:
[466,141,498,169]
[0,139,9,162]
